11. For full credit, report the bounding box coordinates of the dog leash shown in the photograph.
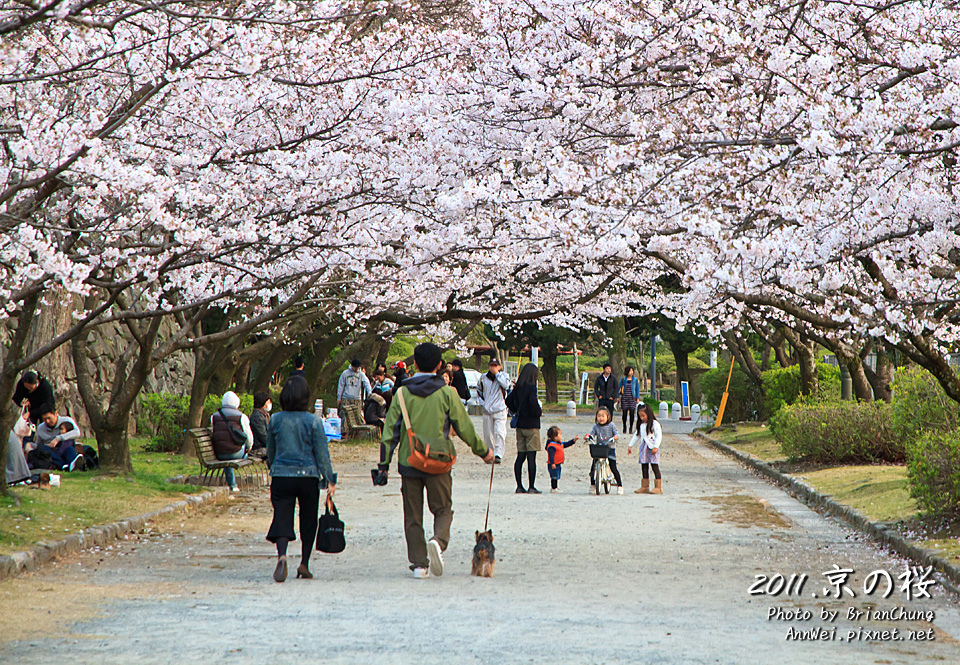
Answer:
[483,458,495,532]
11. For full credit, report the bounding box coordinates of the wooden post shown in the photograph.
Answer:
[714,358,736,427]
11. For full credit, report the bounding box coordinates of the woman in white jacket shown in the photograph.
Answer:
[628,403,663,494]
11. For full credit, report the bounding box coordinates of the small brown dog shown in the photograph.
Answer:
[471,530,495,577]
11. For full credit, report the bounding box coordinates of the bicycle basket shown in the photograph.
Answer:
[589,443,611,459]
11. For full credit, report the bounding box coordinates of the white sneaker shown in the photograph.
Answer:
[427,539,444,577]
[617,486,624,495]
[589,485,596,494]
[413,567,430,579]
[230,486,240,493]
[551,489,561,494]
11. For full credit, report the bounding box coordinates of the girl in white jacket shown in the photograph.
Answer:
[628,403,663,494]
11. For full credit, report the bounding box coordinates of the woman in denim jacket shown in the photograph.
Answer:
[266,375,337,582]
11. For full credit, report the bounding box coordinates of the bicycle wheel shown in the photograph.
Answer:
[594,468,601,495]
[603,477,611,494]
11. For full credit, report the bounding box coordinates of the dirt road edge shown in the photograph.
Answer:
[0,487,229,582]
[693,430,960,594]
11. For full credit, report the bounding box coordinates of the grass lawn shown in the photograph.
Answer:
[794,466,917,523]
[0,438,205,555]
[712,424,785,463]
[707,423,943,546]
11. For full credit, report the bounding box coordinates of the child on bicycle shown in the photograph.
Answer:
[545,426,579,493]
[589,407,623,494]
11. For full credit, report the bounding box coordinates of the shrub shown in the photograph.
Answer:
[658,388,676,403]
[761,362,841,414]
[138,393,189,453]
[700,365,762,422]
[203,392,255,423]
[891,367,960,444]
[907,429,960,515]
[769,401,903,464]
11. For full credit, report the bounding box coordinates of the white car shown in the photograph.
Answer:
[463,368,483,405]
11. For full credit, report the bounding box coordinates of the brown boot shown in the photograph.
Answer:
[634,478,651,494]
[651,478,663,494]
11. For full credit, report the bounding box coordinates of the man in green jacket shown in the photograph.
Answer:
[379,343,494,578]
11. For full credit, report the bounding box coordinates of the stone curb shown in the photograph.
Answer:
[0,487,229,582]
[693,430,960,594]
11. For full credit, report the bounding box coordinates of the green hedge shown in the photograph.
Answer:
[891,367,960,514]
[700,366,762,422]
[138,393,189,453]
[769,401,903,464]
[907,429,960,515]
[761,362,840,414]
[891,366,960,443]
[139,391,268,453]
[203,392,255,424]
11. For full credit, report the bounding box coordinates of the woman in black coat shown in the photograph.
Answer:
[505,363,543,494]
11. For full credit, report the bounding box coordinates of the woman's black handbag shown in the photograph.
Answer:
[316,498,345,553]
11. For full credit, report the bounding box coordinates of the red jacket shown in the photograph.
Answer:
[546,440,565,465]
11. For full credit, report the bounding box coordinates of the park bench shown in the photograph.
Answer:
[187,427,268,488]
[339,401,380,440]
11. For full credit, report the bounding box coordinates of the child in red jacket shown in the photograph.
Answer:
[545,426,579,493]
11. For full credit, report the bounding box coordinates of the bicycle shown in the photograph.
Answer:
[588,437,614,495]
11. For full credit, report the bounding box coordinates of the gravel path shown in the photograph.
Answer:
[2,416,959,664]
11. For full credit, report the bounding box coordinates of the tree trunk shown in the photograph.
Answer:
[541,339,559,403]
[610,317,627,378]
[573,342,579,383]
[72,313,163,475]
[796,343,818,397]
[181,346,219,455]
[251,344,293,393]
[780,328,819,397]
[772,332,793,368]
[760,343,772,371]
[833,345,873,401]
[207,349,242,398]
[375,339,392,368]
[894,333,960,405]
[668,337,691,387]
[863,346,894,403]
[722,331,763,387]
[0,291,41,500]
[95,423,133,474]
[305,330,351,396]
[233,357,253,392]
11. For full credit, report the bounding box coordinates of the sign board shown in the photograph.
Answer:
[680,380,692,420]
[503,360,519,382]
[579,371,590,405]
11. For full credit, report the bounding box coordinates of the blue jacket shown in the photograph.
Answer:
[267,411,337,485]
[618,376,640,399]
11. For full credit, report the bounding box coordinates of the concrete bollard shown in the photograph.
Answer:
[691,404,701,421]
[566,401,577,417]
[659,402,669,420]
[671,402,681,419]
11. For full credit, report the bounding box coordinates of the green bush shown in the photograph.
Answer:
[907,429,960,515]
[658,388,676,403]
[700,366,762,422]
[769,401,903,464]
[203,392,255,423]
[891,367,960,444]
[761,362,841,414]
[138,393,189,453]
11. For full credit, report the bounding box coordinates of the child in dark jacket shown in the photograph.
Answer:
[544,426,579,493]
